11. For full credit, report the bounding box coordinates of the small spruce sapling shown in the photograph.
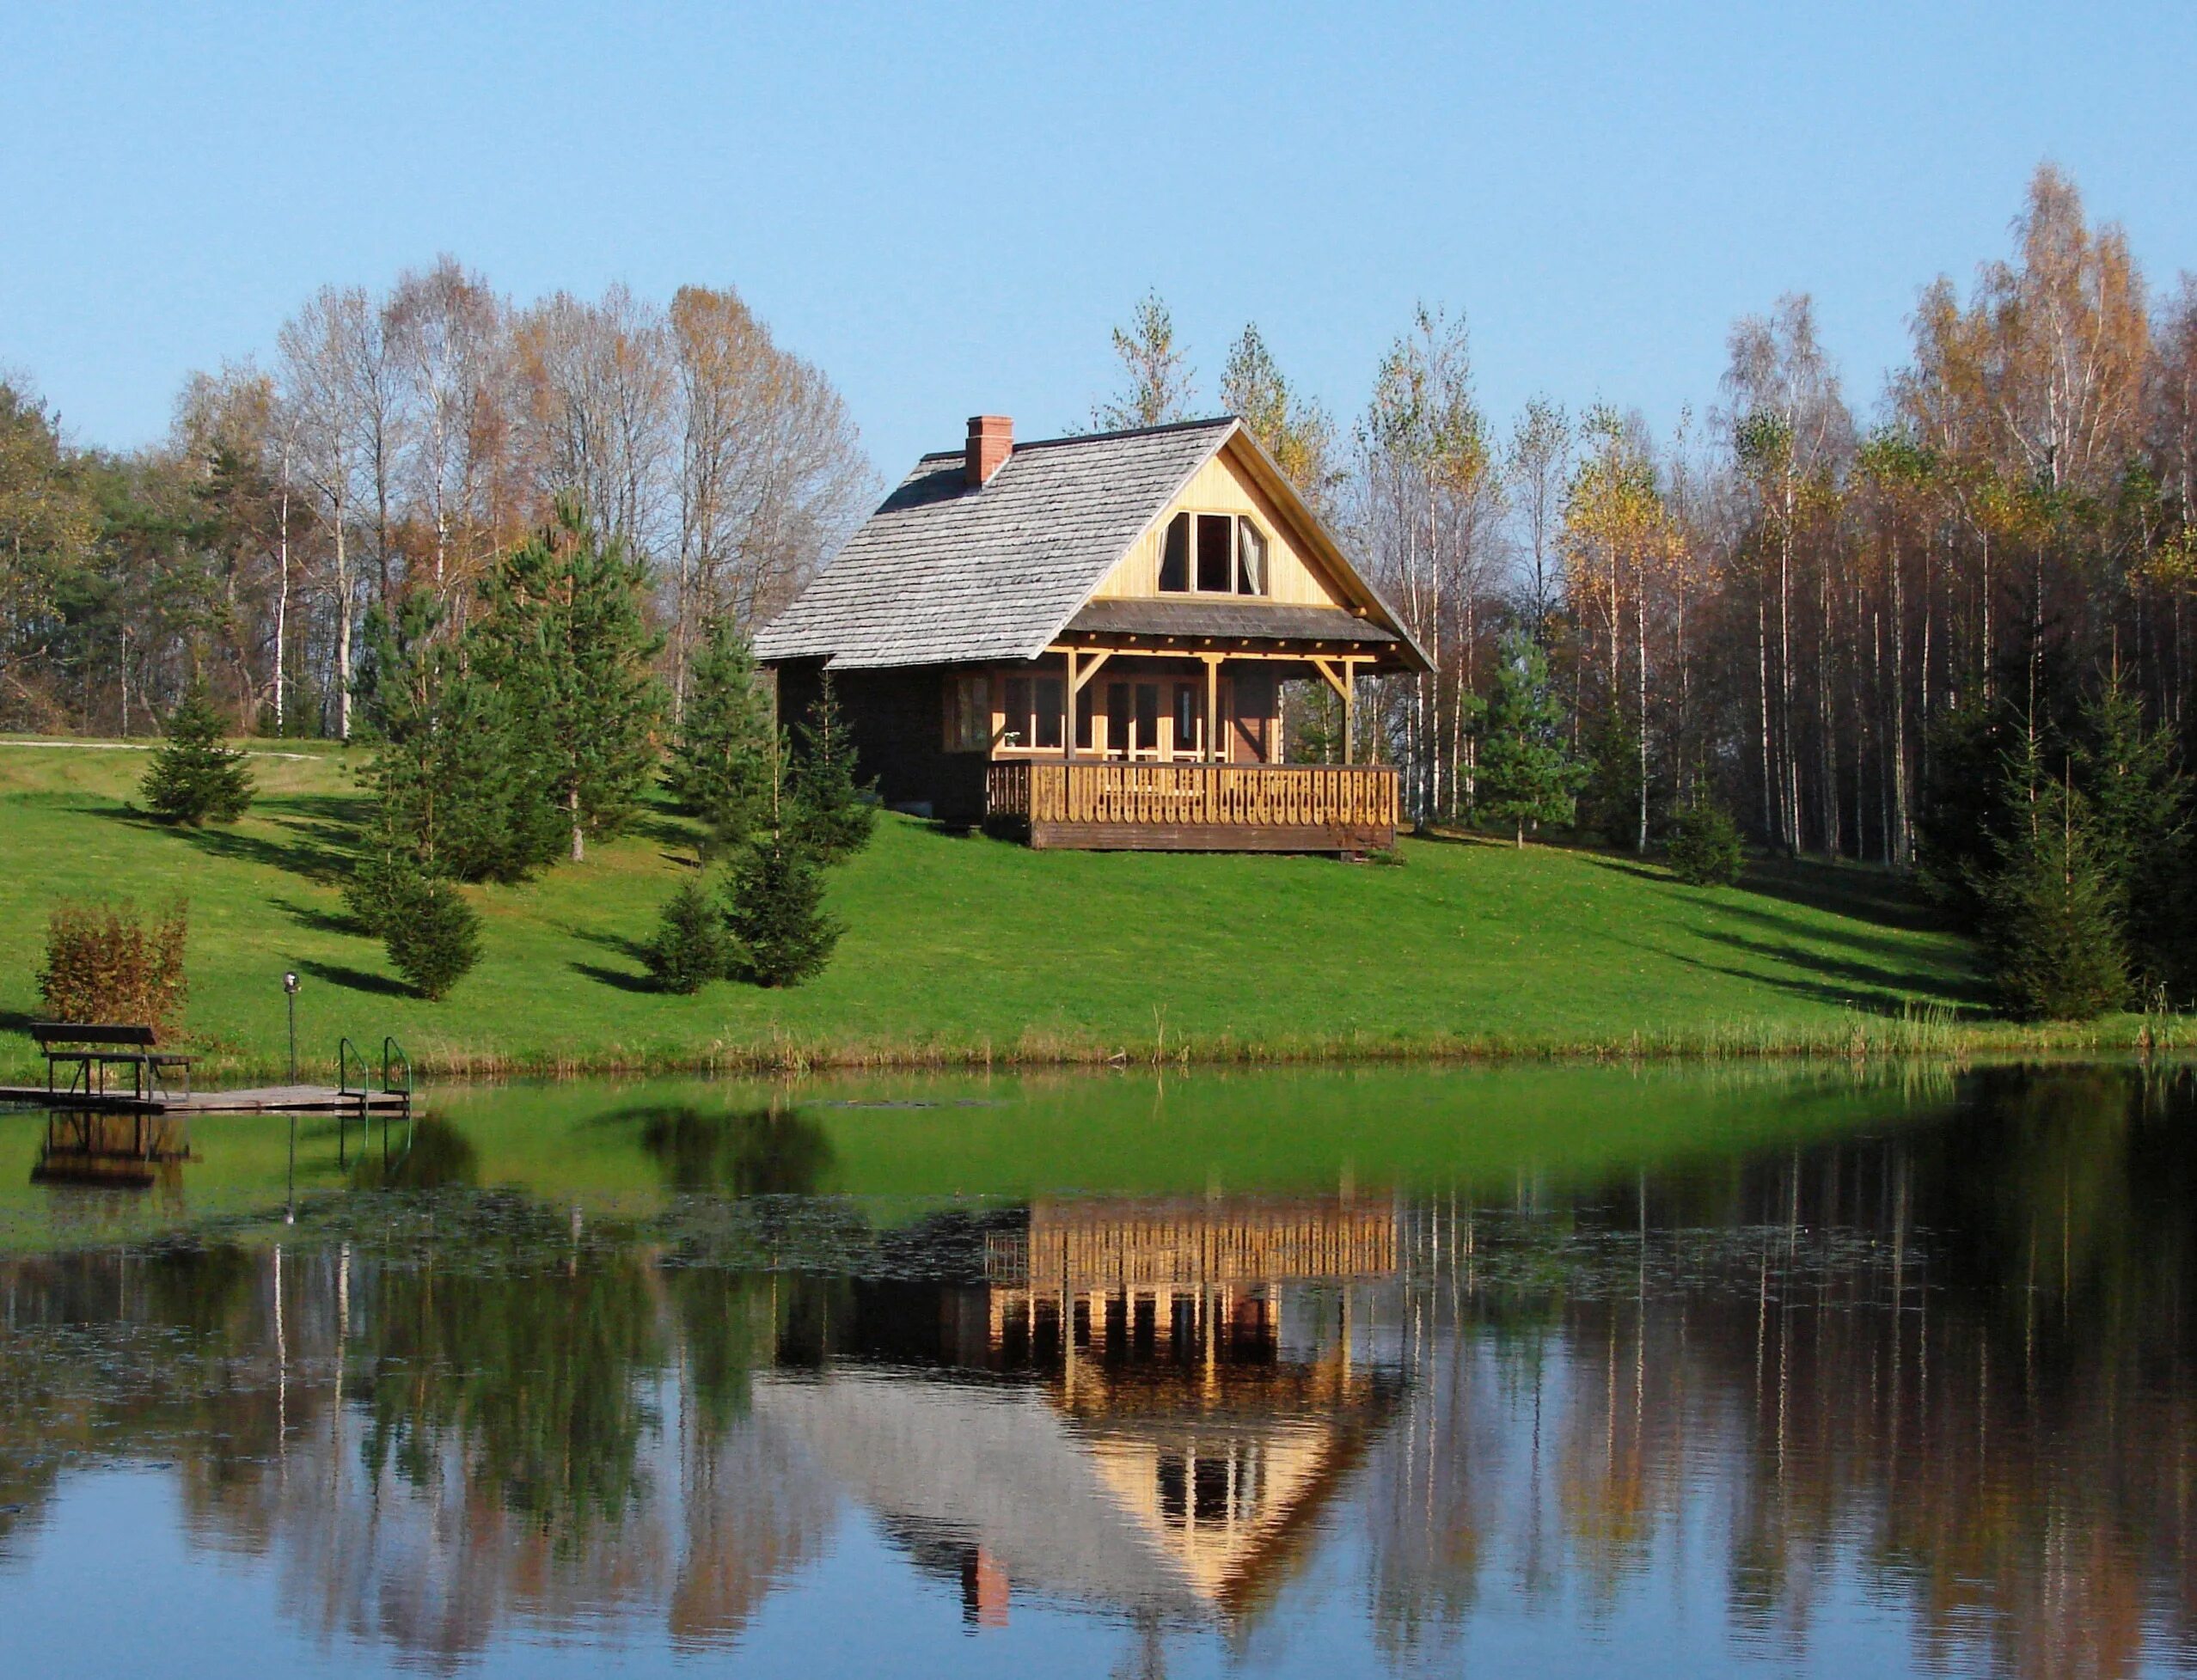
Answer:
[142,681,254,825]
[664,622,778,855]
[645,878,731,994]
[1475,631,1583,845]
[1977,758,2128,1022]
[724,835,841,987]
[1666,797,1746,887]
[786,672,875,862]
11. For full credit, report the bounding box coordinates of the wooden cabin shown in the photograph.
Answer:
[755,414,1429,852]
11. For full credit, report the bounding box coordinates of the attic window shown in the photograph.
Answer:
[1157,511,1270,596]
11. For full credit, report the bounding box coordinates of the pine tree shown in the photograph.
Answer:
[1667,797,1747,887]
[1476,631,1583,845]
[1578,711,1644,847]
[352,594,565,883]
[1978,754,2128,1021]
[724,835,840,987]
[141,680,254,825]
[381,868,482,1001]
[786,672,875,862]
[664,622,778,856]
[474,501,666,864]
[645,877,730,994]
[2078,668,2192,999]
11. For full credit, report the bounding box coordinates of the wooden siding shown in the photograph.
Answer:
[1092,441,1350,608]
[778,659,988,823]
[988,761,1398,852]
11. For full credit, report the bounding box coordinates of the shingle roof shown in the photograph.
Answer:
[754,418,1237,669]
[1064,598,1401,646]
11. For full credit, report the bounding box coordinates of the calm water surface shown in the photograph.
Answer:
[2,1062,2194,1677]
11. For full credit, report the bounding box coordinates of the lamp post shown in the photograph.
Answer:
[283,972,300,1084]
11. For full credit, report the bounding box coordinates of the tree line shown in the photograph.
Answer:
[0,261,875,741]
[1092,165,2197,1012]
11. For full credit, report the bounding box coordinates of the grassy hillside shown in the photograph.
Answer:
[0,735,2169,1080]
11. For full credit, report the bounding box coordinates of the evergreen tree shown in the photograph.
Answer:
[664,622,778,855]
[352,594,565,883]
[644,878,730,994]
[1476,632,1583,845]
[724,835,840,987]
[1977,752,2128,1021]
[1666,797,1747,887]
[381,868,482,1001]
[141,680,254,824]
[2077,668,2193,999]
[474,501,665,864]
[1578,711,1644,847]
[786,672,875,862]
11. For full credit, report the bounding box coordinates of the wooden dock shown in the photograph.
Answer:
[0,1084,413,1115]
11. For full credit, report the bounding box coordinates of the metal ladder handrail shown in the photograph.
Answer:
[335,1036,366,1167]
[335,1035,416,1172]
[382,1036,414,1159]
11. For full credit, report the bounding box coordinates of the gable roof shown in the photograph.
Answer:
[753,417,1427,671]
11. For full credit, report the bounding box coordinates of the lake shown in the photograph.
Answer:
[2,1061,2193,1677]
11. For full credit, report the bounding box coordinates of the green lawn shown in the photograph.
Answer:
[0,735,2164,1081]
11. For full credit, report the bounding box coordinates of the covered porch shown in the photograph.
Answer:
[978,601,1407,851]
[986,760,1399,852]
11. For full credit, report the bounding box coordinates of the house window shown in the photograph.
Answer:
[1156,510,1270,596]
[1135,683,1160,754]
[1160,516,1190,592]
[1172,683,1199,754]
[1237,521,1267,595]
[1196,515,1233,591]
[1001,674,1064,752]
[944,673,989,752]
[1034,678,1064,750]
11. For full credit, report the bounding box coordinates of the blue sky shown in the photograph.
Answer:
[3,2,2191,475]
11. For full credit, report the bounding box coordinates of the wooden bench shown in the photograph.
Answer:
[30,1023,193,1103]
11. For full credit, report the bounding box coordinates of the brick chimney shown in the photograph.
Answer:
[966,415,1012,487]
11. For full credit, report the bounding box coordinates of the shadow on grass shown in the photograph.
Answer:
[272,897,364,938]
[573,961,661,994]
[298,957,412,999]
[571,926,654,964]
[1690,927,1986,1011]
[93,793,364,885]
[1741,856,1953,934]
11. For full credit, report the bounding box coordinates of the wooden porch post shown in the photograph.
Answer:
[1064,648,1078,761]
[1202,655,1221,764]
[1343,661,1357,765]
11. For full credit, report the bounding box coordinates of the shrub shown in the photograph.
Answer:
[1667,799,1746,887]
[39,897,189,1030]
[644,878,730,994]
[725,837,841,987]
[381,871,482,1001]
[142,681,254,825]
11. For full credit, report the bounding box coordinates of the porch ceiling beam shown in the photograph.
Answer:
[1046,643,1389,665]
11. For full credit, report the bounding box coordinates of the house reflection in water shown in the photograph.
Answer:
[756,1196,1405,1628]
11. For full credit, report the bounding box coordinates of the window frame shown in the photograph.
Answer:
[942,671,991,754]
[1155,510,1272,598]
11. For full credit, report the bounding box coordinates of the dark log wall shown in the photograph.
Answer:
[774,659,988,824]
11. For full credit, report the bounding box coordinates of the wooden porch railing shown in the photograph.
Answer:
[986,761,1398,842]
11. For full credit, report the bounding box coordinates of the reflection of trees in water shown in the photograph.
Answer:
[631,1103,835,1196]
[0,1221,834,1665]
[1362,1063,2197,1676]
[6,1066,2197,1671]
[347,1115,480,1191]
